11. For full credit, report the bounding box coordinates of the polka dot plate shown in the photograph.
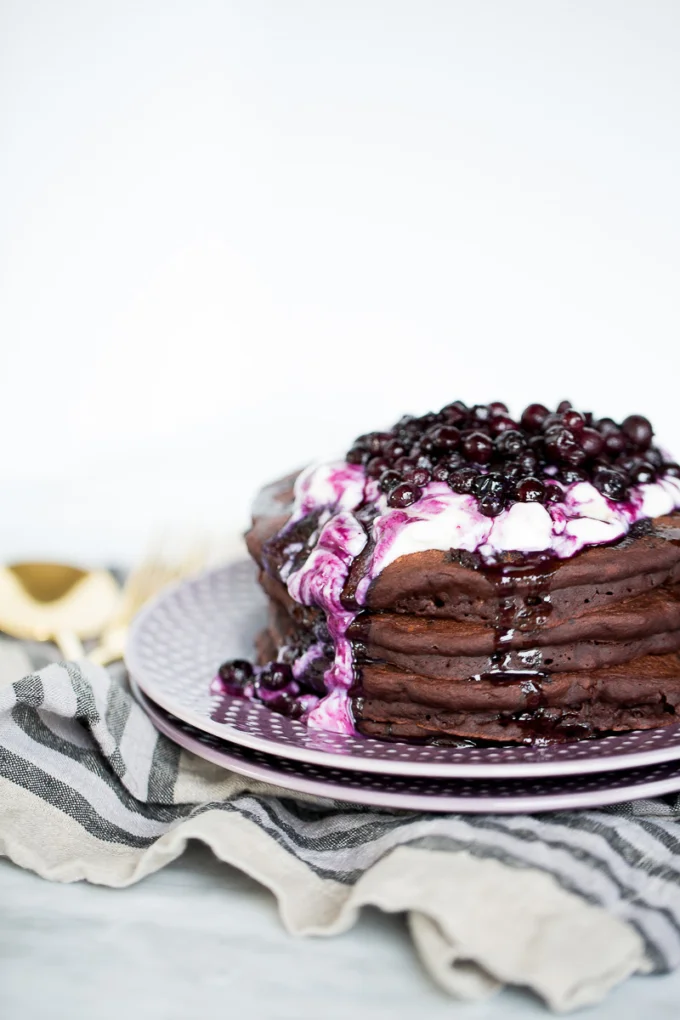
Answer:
[126,561,680,780]
[131,679,680,813]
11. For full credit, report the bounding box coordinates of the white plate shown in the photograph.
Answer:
[132,679,680,814]
[127,561,680,779]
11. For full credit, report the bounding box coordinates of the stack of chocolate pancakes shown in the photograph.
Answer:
[234,401,680,744]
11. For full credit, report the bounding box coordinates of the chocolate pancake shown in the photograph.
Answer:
[245,469,680,743]
[223,397,680,745]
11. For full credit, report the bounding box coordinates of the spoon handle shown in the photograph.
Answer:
[53,630,86,661]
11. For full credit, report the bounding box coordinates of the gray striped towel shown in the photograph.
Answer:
[2,642,680,1013]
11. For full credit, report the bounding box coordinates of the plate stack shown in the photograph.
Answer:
[127,562,680,813]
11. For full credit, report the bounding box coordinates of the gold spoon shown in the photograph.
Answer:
[0,561,121,659]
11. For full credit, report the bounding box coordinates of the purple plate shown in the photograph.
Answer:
[132,679,680,813]
[126,561,680,780]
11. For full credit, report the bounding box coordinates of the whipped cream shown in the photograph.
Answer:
[279,460,680,733]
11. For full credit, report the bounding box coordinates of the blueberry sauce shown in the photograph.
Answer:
[212,401,680,736]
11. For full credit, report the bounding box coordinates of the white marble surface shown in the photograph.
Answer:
[0,844,679,1020]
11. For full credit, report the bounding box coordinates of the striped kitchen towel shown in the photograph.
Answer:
[1,644,680,1013]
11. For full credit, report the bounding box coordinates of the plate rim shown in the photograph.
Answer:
[132,680,680,815]
[126,562,680,781]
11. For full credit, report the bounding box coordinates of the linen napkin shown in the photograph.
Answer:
[2,641,680,1013]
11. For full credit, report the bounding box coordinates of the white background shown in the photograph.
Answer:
[2,1,679,564]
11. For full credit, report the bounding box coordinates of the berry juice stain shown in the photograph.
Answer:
[476,553,558,730]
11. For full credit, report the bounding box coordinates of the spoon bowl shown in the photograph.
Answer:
[0,561,121,659]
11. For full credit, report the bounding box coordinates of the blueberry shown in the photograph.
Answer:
[449,467,478,493]
[394,456,416,474]
[499,461,524,483]
[388,482,422,508]
[472,472,506,498]
[267,692,299,717]
[427,424,461,451]
[645,448,664,469]
[562,410,585,432]
[664,462,680,478]
[394,414,415,431]
[593,467,629,502]
[544,482,563,504]
[489,415,518,435]
[440,401,468,425]
[478,494,505,517]
[596,417,619,435]
[494,429,526,457]
[604,430,627,455]
[514,452,539,476]
[363,431,392,454]
[621,414,653,450]
[541,413,564,432]
[462,431,494,463]
[544,427,586,465]
[366,456,389,478]
[560,467,589,485]
[520,403,550,431]
[410,466,431,487]
[557,400,573,413]
[218,659,253,695]
[515,477,546,502]
[411,452,434,471]
[578,427,605,458]
[261,662,293,691]
[628,461,656,485]
[383,438,407,461]
[378,469,401,493]
[346,446,368,465]
[431,463,451,483]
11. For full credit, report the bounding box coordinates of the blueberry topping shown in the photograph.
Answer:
[578,427,605,457]
[409,466,432,487]
[366,456,389,478]
[462,431,494,464]
[260,662,293,691]
[515,477,546,502]
[495,429,526,457]
[345,401,671,514]
[267,692,303,718]
[449,466,478,493]
[521,403,550,431]
[645,448,664,469]
[431,462,452,483]
[593,467,628,502]
[489,415,518,435]
[604,430,627,455]
[621,414,653,450]
[218,659,253,691]
[562,409,585,432]
[478,494,505,517]
[378,469,401,493]
[388,482,422,508]
[544,482,563,503]
[544,427,586,465]
[628,461,656,485]
[345,446,368,465]
[427,424,461,451]
[472,472,506,499]
[383,437,407,460]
